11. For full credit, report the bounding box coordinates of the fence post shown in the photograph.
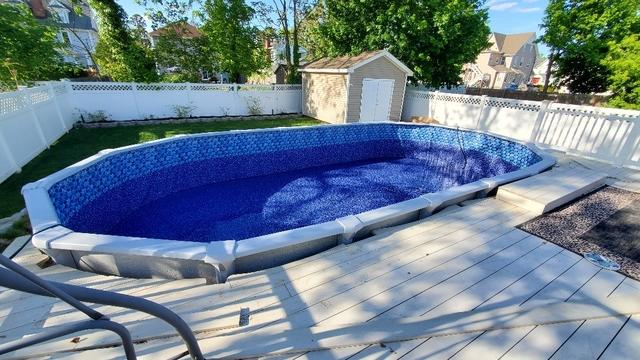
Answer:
[131,83,143,120]
[431,91,440,118]
[47,83,70,132]
[24,90,49,149]
[475,95,488,130]
[233,84,241,115]
[530,100,552,144]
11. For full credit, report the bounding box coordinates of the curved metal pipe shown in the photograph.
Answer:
[0,267,205,360]
[0,319,137,359]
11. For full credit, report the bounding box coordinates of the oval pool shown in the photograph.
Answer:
[23,123,554,283]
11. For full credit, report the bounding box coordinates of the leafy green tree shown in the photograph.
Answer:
[201,0,267,83]
[313,0,490,86]
[604,34,640,109]
[0,3,64,90]
[137,0,212,82]
[90,0,157,82]
[539,0,640,94]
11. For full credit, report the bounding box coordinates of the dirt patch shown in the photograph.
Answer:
[519,186,640,280]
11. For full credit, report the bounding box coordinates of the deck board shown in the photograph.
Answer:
[1,179,639,360]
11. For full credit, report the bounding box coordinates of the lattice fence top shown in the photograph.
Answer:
[436,93,483,106]
[70,83,134,91]
[65,82,302,92]
[190,84,235,92]
[484,97,541,112]
[0,86,55,117]
[548,102,640,119]
[136,84,188,91]
[407,90,640,119]
[406,90,437,100]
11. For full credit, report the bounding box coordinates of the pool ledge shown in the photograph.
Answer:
[22,124,556,284]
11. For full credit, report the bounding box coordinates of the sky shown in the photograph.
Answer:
[117,0,550,55]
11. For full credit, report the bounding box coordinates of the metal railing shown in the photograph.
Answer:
[0,254,204,359]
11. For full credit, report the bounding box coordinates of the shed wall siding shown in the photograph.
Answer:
[302,72,347,124]
[346,57,407,122]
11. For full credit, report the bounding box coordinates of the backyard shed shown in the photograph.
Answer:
[300,50,413,124]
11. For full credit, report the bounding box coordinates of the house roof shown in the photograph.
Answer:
[300,50,414,75]
[149,23,202,38]
[491,32,535,55]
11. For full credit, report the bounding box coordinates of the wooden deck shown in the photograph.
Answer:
[2,158,640,359]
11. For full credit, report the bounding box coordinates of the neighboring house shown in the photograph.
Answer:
[148,23,229,83]
[262,37,308,84]
[463,32,538,89]
[2,0,99,67]
[264,37,308,65]
[530,57,554,87]
[148,22,201,48]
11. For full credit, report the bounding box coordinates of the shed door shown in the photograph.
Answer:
[359,78,395,122]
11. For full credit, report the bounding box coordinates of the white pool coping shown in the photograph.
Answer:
[22,122,555,283]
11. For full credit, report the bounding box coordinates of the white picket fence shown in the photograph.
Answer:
[402,90,640,169]
[0,81,303,183]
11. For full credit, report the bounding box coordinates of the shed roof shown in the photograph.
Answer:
[300,50,413,75]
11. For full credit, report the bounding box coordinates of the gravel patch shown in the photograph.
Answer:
[519,186,640,280]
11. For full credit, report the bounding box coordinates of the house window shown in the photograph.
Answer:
[62,31,71,44]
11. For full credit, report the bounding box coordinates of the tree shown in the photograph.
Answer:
[128,14,152,49]
[539,0,640,94]
[252,0,313,83]
[90,0,157,82]
[603,35,640,109]
[297,1,326,59]
[0,2,64,90]
[201,0,267,83]
[137,0,212,82]
[314,0,490,86]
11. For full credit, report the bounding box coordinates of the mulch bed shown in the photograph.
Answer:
[518,186,640,280]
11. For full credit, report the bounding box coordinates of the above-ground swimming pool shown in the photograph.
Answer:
[24,123,554,283]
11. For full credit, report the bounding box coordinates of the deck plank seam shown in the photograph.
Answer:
[472,249,569,311]
[419,240,549,317]
[352,231,535,323]
[596,315,632,360]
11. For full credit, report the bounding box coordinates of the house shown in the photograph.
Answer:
[300,50,413,124]
[148,22,201,48]
[264,37,308,65]
[2,0,99,67]
[530,57,555,87]
[463,32,538,89]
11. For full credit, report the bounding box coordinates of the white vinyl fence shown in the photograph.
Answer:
[2,83,639,185]
[402,90,640,169]
[0,83,75,183]
[69,82,302,121]
[0,81,303,183]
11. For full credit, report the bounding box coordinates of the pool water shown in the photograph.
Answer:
[109,146,517,242]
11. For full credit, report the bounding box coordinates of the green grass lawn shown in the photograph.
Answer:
[0,117,322,220]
